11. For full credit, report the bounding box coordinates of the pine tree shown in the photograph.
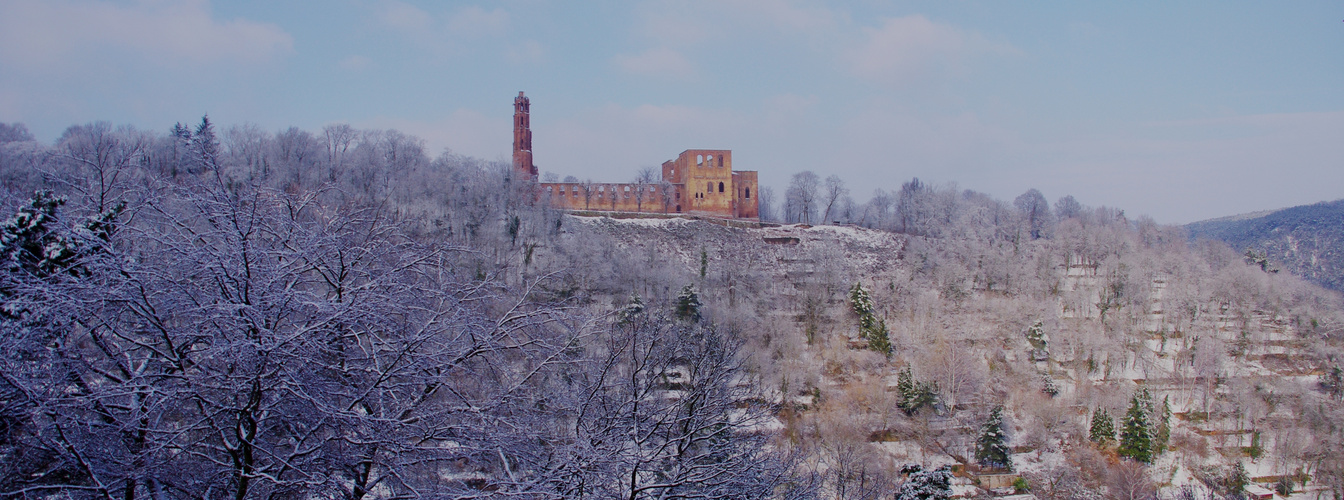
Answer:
[849,282,892,355]
[1118,393,1153,463]
[618,294,644,324]
[675,284,701,322]
[897,365,915,403]
[191,114,219,173]
[1153,396,1171,456]
[1025,320,1047,349]
[976,405,1011,470]
[1089,408,1115,446]
[895,464,953,500]
[896,365,937,416]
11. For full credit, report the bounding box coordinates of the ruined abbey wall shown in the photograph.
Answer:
[515,92,757,220]
[543,182,679,214]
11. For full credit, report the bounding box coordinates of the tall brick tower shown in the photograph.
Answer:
[513,91,537,180]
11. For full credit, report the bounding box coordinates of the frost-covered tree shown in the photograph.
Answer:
[849,282,891,355]
[1014,188,1051,239]
[895,464,953,500]
[1089,408,1115,446]
[676,284,702,321]
[976,405,1011,470]
[552,307,812,499]
[1118,393,1154,463]
[820,174,847,224]
[897,365,938,416]
[1154,396,1172,456]
[785,170,819,224]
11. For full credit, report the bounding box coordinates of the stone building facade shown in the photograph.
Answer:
[513,92,758,220]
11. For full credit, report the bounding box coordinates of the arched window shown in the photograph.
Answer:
[745,187,750,198]
[707,181,713,192]
[718,154,724,168]
[718,182,724,193]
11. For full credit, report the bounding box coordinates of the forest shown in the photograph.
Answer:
[0,119,1341,500]
[1186,199,1344,293]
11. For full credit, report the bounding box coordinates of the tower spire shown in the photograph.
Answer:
[513,91,536,180]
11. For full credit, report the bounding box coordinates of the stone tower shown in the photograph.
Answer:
[513,91,537,180]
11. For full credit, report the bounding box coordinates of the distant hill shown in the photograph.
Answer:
[1186,198,1344,292]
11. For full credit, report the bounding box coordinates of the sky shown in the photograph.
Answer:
[1,0,1341,224]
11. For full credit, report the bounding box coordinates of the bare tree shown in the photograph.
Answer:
[633,166,657,212]
[757,185,776,222]
[549,307,813,499]
[1015,188,1051,239]
[53,121,147,213]
[0,179,586,498]
[1055,194,1083,220]
[581,179,596,210]
[820,174,847,224]
[0,123,34,143]
[786,171,820,224]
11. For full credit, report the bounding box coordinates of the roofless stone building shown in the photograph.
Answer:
[512,91,759,220]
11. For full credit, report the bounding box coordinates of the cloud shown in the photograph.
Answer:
[379,0,433,36]
[507,40,545,64]
[377,2,510,55]
[722,0,840,34]
[637,0,839,47]
[446,6,509,38]
[613,47,696,78]
[339,55,372,71]
[0,0,293,68]
[847,15,1013,85]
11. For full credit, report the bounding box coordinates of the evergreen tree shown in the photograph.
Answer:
[1025,320,1047,349]
[0,191,78,277]
[897,364,915,401]
[1137,387,1155,417]
[896,365,938,416]
[976,405,1011,470]
[191,114,219,173]
[895,464,953,500]
[618,294,645,325]
[1153,396,1172,456]
[1089,408,1115,446]
[1323,366,1343,400]
[1118,393,1153,463]
[849,282,892,355]
[675,284,701,322]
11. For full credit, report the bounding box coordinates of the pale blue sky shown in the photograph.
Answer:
[2,0,1341,223]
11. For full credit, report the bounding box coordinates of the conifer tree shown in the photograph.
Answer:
[849,282,892,355]
[896,365,937,415]
[895,464,953,500]
[1118,393,1153,463]
[1089,408,1115,446]
[191,114,220,173]
[897,365,915,402]
[676,284,701,322]
[1153,396,1172,456]
[976,405,1011,470]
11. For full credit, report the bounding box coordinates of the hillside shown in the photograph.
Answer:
[3,119,1343,498]
[545,213,1344,498]
[1187,199,1344,292]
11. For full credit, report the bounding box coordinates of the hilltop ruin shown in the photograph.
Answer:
[512,91,759,220]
